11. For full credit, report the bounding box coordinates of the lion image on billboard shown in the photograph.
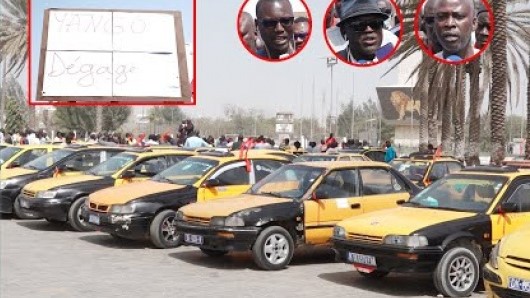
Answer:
[390,90,420,120]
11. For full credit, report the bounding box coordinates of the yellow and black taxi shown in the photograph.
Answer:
[390,155,464,187]
[17,149,194,231]
[332,166,530,297]
[0,144,61,171]
[81,150,291,248]
[175,161,419,270]
[339,147,387,162]
[484,223,530,297]
[293,152,370,163]
[0,145,125,218]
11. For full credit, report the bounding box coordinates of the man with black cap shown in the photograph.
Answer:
[336,0,397,64]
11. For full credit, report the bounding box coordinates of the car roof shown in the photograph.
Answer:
[294,160,389,169]
[191,150,291,162]
[126,149,196,158]
[11,144,62,150]
[454,166,529,178]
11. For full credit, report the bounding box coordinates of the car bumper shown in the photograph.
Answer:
[332,237,443,273]
[18,195,70,221]
[0,188,22,213]
[483,260,530,297]
[81,207,151,240]
[176,220,260,251]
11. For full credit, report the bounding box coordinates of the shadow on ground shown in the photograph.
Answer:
[78,234,154,250]
[16,220,73,232]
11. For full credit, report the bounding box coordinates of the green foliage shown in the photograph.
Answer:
[4,95,26,133]
[103,106,131,131]
[148,106,186,125]
[53,106,131,134]
[0,0,28,77]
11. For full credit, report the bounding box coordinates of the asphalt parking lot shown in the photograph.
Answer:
[1,218,486,298]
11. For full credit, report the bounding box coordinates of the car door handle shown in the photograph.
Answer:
[350,203,361,209]
[396,200,406,205]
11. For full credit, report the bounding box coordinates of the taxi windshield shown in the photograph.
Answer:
[293,155,336,162]
[152,158,218,185]
[0,147,22,165]
[408,175,508,213]
[390,160,429,182]
[22,149,74,171]
[249,165,324,200]
[86,153,137,177]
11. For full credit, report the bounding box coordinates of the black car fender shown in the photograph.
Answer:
[440,232,487,261]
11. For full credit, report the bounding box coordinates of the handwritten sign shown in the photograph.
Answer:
[37,9,191,103]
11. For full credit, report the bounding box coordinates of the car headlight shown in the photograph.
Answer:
[110,204,135,214]
[224,215,244,227]
[210,216,225,226]
[36,190,58,199]
[383,234,429,247]
[333,226,346,239]
[0,180,7,190]
[489,240,502,269]
[175,210,184,220]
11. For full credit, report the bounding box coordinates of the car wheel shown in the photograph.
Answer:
[251,226,294,271]
[150,210,181,249]
[13,197,41,219]
[357,270,389,279]
[433,247,480,297]
[200,248,228,257]
[68,197,94,232]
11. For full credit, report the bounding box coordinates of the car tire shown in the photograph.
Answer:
[357,270,389,279]
[200,248,228,257]
[251,226,294,271]
[68,197,94,232]
[433,247,480,297]
[13,197,41,219]
[150,210,181,249]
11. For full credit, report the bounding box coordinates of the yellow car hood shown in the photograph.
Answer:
[500,227,530,258]
[0,167,37,179]
[24,174,103,192]
[181,194,291,218]
[339,207,475,237]
[90,180,187,205]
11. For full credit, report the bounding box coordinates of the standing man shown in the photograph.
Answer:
[474,5,490,50]
[255,0,295,59]
[184,131,209,149]
[293,17,310,51]
[239,12,257,52]
[384,140,397,162]
[433,0,478,61]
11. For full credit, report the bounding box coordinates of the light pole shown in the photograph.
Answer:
[327,57,338,135]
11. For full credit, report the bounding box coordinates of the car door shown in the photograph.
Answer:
[490,178,530,243]
[358,167,410,213]
[304,169,362,245]
[198,161,251,202]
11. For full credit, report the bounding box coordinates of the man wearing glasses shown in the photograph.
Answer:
[336,0,397,64]
[255,0,295,59]
[421,0,442,54]
[293,17,310,51]
[433,0,478,61]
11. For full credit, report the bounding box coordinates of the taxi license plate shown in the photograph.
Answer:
[508,277,530,293]
[348,252,377,267]
[184,234,203,245]
[88,214,100,225]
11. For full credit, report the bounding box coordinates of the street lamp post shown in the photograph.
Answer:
[327,57,338,135]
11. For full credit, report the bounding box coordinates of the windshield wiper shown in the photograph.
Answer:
[23,165,38,170]
[259,191,285,198]
[403,201,422,207]
[154,177,175,184]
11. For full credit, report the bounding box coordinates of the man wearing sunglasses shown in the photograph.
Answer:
[293,17,310,51]
[421,0,442,54]
[474,5,490,50]
[255,0,295,59]
[433,0,478,61]
[336,0,397,64]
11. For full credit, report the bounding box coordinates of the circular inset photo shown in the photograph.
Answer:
[324,0,403,67]
[415,0,494,64]
[238,0,312,62]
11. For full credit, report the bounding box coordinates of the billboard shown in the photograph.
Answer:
[376,87,420,121]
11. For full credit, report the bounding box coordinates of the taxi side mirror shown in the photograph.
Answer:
[7,161,20,168]
[121,170,135,179]
[202,178,220,188]
[498,202,518,213]
[313,189,329,200]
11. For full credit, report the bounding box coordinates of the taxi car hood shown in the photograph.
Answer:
[0,167,37,179]
[500,227,530,258]
[339,207,475,237]
[181,194,292,218]
[24,174,102,192]
[90,180,187,205]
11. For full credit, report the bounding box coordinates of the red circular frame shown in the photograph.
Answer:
[323,0,404,68]
[413,0,495,65]
[237,0,313,63]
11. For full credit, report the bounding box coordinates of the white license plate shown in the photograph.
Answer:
[508,277,530,293]
[88,214,100,225]
[184,233,203,245]
[19,198,29,208]
[348,252,377,267]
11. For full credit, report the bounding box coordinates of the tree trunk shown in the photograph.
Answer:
[453,65,466,159]
[96,106,103,132]
[490,0,508,165]
[1,62,6,129]
[468,59,482,165]
[441,68,454,155]
[427,66,440,146]
[419,56,430,148]
[526,49,530,159]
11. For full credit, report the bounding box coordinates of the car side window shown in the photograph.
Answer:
[166,155,189,166]
[133,157,167,177]
[506,183,530,212]
[214,165,249,186]
[429,163,447,180]
[63,152,98,171]
[338,156,350,161]
[13,149,47,165]
[315,170,358,199]
[360,168,401,195]
[253,159,285,182]
[447,162,464,174]
[365,151,385,162]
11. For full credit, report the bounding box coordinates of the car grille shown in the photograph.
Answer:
[183,215,210,225]
[21,189,36,198]
[89,202,110,213]
[506,255,530,271]
[491,285,529,298]
[347,233,383,243]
